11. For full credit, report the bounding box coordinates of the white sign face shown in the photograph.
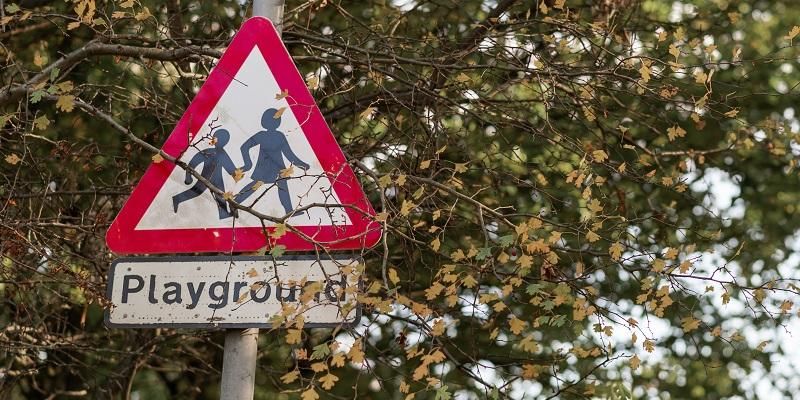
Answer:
[135,47,351,231]
[106,256,361,328]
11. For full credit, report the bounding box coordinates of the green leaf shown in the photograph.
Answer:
[497,234,515,247]
[434,385,451,400]
[30,90,45,104]
[5,3,20,14]
[269,244,286,258]
[49,68,60,82]
[526,283,544,295]
[475,247,492,261]
[310,343,330,360]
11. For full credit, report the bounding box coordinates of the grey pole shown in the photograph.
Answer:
[219,2,285,400]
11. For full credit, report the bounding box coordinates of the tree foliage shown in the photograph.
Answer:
[2,0,800,399]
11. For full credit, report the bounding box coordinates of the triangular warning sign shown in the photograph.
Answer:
[106,17,381,254]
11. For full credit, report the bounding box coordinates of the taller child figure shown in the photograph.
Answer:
[236,108,310,215]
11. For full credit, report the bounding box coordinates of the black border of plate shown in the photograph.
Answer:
[105,255,363,329]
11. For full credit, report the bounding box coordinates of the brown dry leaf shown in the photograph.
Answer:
[223,191,234,201]
[246,268,258,278]
[151,154,164,163]
[275,89,289,100]
[5,154,21,165]
[419,159,431,169]
[273,106,286,119]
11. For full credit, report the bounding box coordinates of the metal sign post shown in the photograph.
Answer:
[220,4,285,399]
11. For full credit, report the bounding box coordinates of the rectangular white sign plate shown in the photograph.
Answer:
[106,255,361,328]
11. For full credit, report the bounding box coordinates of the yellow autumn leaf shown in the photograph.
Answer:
[378,174,392,188]
[419,159,431,169]
[785,25,800,41]
[330,352,346,368]
[348,340,365,363]
[280,370,299,384]
[300,387,319,400]
[430,237,441,251]
[592,150,608,163]
[652,259,665,273]
[400,200,414,216]
[462,274,477,288]
[275,89,289,100]
[151,154,164,163]
[694,70,708,85]
[120,0,135,7]
[455,73,471,83]
[587,199,603,214]
[286,329,302,344]
[279,165,294,178]
[509,316,527,335]
[517,254,533,269]
[609,242,624,261]
[680,316,700,332]
[232,168,245,182]
[306,74,320,90]
[273,106,286,119]
[134,6,151,21]
[668,43,680,59]
[388,268,400,285]
[319,374,339,390]
[667,125,686,141]
[56,95,75,112]
[271,223,287,239]
[630,354,641,370]
[724,109,739,118]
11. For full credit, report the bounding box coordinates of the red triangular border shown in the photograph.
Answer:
[106,17,381,254]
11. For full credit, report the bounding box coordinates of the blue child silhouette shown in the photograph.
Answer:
[172,129,237,219]
[235,108,310,215]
